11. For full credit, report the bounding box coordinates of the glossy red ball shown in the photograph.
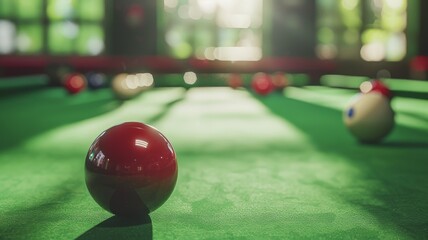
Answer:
[85,122,178,217]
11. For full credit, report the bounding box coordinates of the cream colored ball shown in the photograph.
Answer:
[343,92,395,143]
[111,73,143,100]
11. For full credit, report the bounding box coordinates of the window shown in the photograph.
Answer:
[360,0,407,61]
[47,0,105,55]
[316,0,362,60]
[0,0,105,55]
[0,0,44,54]
[316,0,408,61]
[163,0,264,61]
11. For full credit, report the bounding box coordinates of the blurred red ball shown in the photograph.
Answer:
[271,72,288,91]
[251,73,274,96]
[370,80,393,100]
[63,73,87,94]
[228,73,244,89]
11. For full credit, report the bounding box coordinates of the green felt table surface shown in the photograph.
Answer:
[0,81,428,239]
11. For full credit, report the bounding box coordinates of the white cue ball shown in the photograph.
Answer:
[343,92,395,143]
[111,74,143,100]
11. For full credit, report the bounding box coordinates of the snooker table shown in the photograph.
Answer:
[1,75,428,239]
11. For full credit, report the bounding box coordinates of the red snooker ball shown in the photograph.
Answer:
[251,72,274,96]
[63,73,87,94]
[228,73,244,89]
[85,122,178,217]
[271,72,288,91]
[370,80,393,99]
[359,79,392,100]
